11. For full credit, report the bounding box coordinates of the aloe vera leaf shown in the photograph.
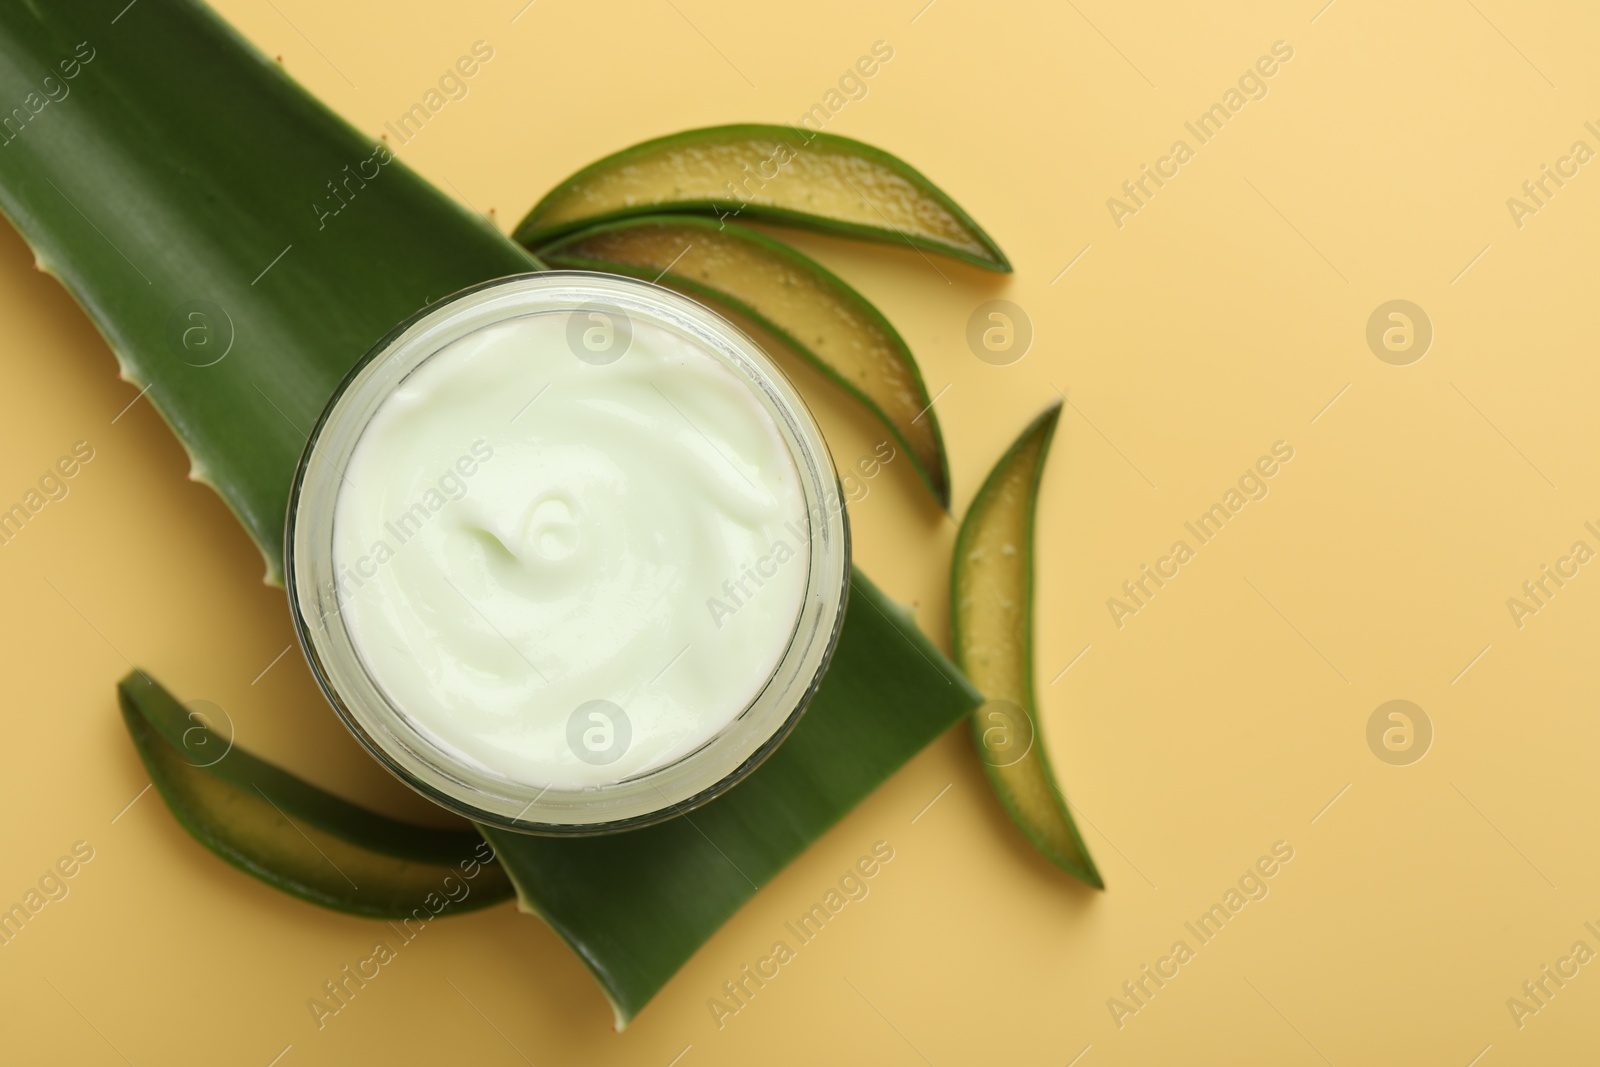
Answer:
[0,0,540,583]
[0,0,984,1018]
[540,215,951,507]
[515,124,1010,272]
[951,404,1102,887]
[119,671,513,918]
[483,568,980,1028]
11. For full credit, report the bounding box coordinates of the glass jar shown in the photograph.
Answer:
[286,272,849,834]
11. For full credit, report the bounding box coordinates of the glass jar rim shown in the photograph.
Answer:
[285,271,851,835]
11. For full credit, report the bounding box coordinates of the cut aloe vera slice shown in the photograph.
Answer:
[516,124,1010,272]
[541,216,950,507]
[951,404,1102,887]
[120,671,513,918]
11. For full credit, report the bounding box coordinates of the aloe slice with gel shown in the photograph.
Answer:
[120,672,514,918]
[516,124,1010,272]
[952,404,1102,887]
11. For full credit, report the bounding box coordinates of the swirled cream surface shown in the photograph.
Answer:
[332,312,809,790]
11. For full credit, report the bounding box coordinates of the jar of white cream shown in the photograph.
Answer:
[287,272,850,834]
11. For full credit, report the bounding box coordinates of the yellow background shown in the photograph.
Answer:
[2,0,1596,1062]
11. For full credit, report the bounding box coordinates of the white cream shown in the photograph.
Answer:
[331,312,810,791]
